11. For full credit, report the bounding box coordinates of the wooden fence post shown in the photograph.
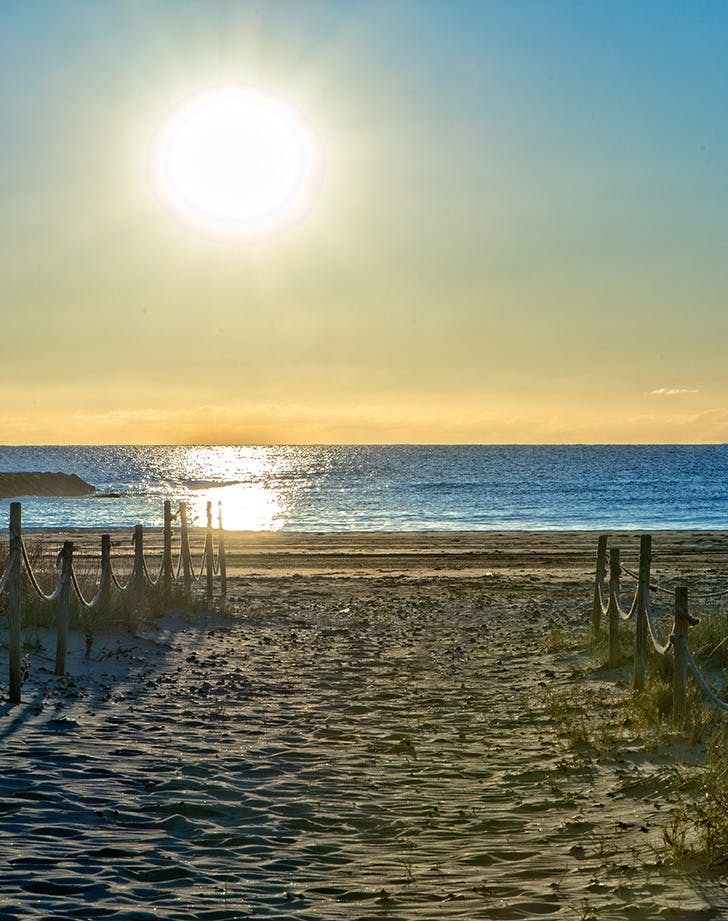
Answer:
[8,502,22,704]
[673,585,690,730]
[633,534,652,691]
[55,541,73,676]
[592,535,608,638]
[129,524,144,633]
[162,500,173,600]
[607,547,621,668]
[100,534,112,612]
[205,501,214,603]
[87,534,112,657]
[218,503,227,597]
[179,502,191,593]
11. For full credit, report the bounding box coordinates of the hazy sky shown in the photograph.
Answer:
[1,0,727,444]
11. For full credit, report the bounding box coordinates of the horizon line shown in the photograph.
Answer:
[0,442,727,449]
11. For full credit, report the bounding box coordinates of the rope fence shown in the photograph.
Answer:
[591,534,728,729]
[0,499,226,704]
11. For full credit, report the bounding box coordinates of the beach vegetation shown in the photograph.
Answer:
[543,681,624,754]
[687,606,728,670]
[693,722,728,866]
[622,677,672,736]
[660,722,728,868]
[595,625,636,671]
[0,535,217,659]
[549,660,720,755]
[660,809,695,865]
[0,537,59,628]
[546,626,587,654]
[21,629,46,654]
[573,896,599,920]
[546,609,728,876]
[545,674,728,879]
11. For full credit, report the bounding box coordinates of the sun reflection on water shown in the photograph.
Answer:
[190,483,286,531]
[180,447,288,531]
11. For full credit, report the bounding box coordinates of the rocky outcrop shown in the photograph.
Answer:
[0,472,95,499]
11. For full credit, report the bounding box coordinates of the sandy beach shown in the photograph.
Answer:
[5,0,726,916]
[1,529,728,919]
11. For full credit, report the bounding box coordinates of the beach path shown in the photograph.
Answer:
[1,532,727,918]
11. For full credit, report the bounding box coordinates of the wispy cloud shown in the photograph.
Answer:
[650,387,699,396]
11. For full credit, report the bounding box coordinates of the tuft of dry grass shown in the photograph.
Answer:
[549,607,728,874]
[661,722,728,868]
[689,606,728,670]
[0,536,208,650]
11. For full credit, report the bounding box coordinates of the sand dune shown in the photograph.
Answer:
[1,531,727,918]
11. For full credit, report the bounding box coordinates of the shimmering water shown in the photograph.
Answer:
[0,444,727,531]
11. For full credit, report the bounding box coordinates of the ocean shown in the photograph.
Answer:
[0,444,726,531]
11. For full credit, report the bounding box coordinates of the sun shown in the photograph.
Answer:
[153,86,319,239]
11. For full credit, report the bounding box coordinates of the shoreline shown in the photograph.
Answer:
[16,527,728,580]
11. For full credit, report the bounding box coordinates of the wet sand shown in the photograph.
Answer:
[1,530,728,919]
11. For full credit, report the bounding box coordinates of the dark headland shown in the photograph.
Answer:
[0,472,95,499]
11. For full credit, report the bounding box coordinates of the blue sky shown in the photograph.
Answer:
[1,1,727,443]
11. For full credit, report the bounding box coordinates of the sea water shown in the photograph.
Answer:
[0,444,726,531]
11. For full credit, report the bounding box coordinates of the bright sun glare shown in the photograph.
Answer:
[154,86,319,239]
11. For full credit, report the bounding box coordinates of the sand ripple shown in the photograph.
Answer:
[1,570,727,918]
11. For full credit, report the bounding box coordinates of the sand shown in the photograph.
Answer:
[1,530,728,919]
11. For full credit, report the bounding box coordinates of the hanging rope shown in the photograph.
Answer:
[2,499,228,707]
[685,585,728,601]
[622,565,675,598]
[174,540,185,581]
[597,575,609,615]
[20,539,67,603]
[5,499,220,612]
[624,564,728,602]
[109,558,134,593]
[642,591,672,656]
[187,542,205,583]
[615,584,639,621]
[595,536,728,719]
[70,566,108,609]
[0,549,18,595]
[699,634,728,666]
[142,552,165,587]
[681,637,728,712]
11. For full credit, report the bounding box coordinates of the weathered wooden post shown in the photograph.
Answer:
[100,535,112,612]
[84,534,112,658]
[591,535,608,638]
[218,502,227,597]
[8,502,22,704]
[179,502,191,593]
[673,585,690,730]
[205,501,214,603]
[55,541,73,676]
[129,524,144,633]
[162,500,173,600]
[633,534,652,691]
[607,547,621,668]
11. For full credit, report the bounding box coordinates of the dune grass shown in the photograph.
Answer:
[545,606,728,875]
